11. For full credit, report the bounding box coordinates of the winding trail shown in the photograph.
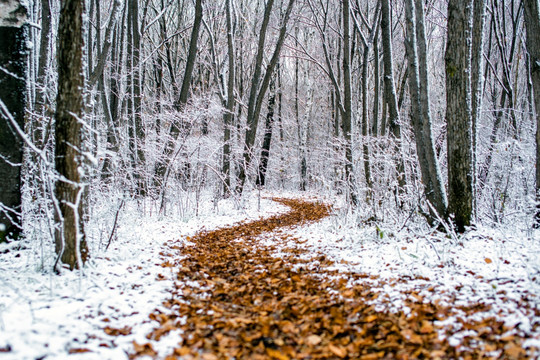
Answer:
[131,198,534,359]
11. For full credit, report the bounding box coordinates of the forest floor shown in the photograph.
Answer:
[0,194,539,359]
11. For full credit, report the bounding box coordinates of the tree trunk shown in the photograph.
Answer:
[523,0,540,226]
[236,0,295,194]
[0,1,28,242]
[446,0,474,232]
[222,0,235,197]
[381,0,406,200]
[35,0,52,118]
[256,75,277,188]
[360,42,373,200]
[156,0,203,186]
[342,0,358,206]
[54,0,89,270]
[127,0,146,196]
[404,0,448,220]
[470,0,487,216]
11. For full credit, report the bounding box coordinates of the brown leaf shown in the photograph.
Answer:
[365,314,378,323]
[201,353,219,360]
[266,348,290,360]
[419,320,434,334]
[133,341,157,357]
[68,348,91,354]
[328,344,347,358]
[104,325,132,336]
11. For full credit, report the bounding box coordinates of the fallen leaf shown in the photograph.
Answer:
[306,334,322,346]
[328,344,347,358]
[68,348,91,354]
[266,348,290,360]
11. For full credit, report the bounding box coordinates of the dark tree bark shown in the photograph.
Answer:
[523,0,540,225]
[222,0,235,197]
[446,0,474,232]
[256,74,277,188]
[381,0,406,197]
[342,0,358,206]
[54,0,89,270]
[404,0,448,220]
[35,0,52,118]
[127,0,146,195]
[0,1,28,242]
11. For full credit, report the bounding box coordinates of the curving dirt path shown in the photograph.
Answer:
[130,198,534,359]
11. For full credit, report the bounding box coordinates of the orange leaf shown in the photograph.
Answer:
[266,348,290,360]
[365,314,378,323]
[328,344,347,358]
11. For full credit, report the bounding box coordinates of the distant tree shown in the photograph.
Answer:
[446,0,474,232]
[54,0,89,270]
[156,0,203,189]
[523,0,540,226]
[0,1,28,242]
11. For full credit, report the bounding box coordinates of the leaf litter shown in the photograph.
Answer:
[132,198,538,359]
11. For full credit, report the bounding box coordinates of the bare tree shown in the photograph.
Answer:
[256,74,277,188]
[156,0,203,187]
[446,0,474,232]
[403,0,448,220]
[222,0,235,196]
[236,0,296,194]
[523,0,540,225]
[54,0,89,270]
[0,0,28,242]
[381,0,406,199]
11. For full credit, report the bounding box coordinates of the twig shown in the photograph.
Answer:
[105,200,124,251]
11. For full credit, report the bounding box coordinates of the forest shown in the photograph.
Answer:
[0,0,539,359]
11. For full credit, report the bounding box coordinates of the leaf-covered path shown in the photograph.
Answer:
[132,198,535,359]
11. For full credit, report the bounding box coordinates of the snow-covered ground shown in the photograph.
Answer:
[0,192,538,359]
[269,197,540,356]
[0,191,288,360]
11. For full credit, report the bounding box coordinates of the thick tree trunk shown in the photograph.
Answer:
[446,0,474,232]
[523,0,540,226]
[54,0,89,270]
[0,1,28,242]
[404,0,448,220]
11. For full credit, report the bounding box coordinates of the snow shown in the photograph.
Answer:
[0,191,287,360]
[264,196,540,353]
[0,192,538,359]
